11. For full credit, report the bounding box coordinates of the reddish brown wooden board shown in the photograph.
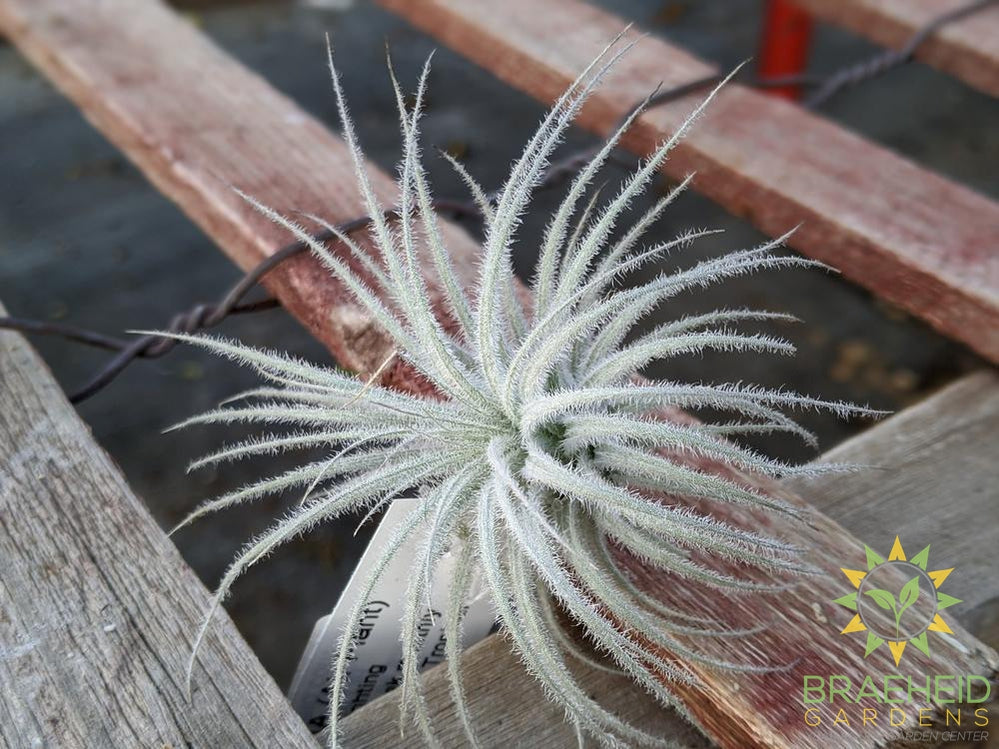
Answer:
[377,0,999,366]
[1,1,995,747]
[793,0,999,98]
[0,0,482,392]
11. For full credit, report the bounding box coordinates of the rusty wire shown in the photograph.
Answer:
[1,0,992,404]
[803,0,997,107]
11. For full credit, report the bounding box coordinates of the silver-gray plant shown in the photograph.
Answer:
[171,37,874,748]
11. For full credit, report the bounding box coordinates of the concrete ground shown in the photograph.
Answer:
[0,0,995,689]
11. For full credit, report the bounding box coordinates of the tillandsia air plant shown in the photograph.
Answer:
[168,35,876,748]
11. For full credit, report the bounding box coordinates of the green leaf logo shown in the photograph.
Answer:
[864,588,896,612]
[898,576,920,613]
[835,537,961,665]
[863,576,920,639]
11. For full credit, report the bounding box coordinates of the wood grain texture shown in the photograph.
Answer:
[377,0,999,365]
[344,626,712,749]
[0,302,318,749]
[792,0,999,97]
[0,0,484,392]
[2,1,995,746]
[784,370,999,626]
[344,371,999,748]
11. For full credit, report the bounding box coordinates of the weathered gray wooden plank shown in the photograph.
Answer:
[343,633,711,749]
[784,370,999,629]
[0,304,318,748]
[344,371,999,748]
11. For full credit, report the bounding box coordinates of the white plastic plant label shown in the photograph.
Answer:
[287,497,495,734]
